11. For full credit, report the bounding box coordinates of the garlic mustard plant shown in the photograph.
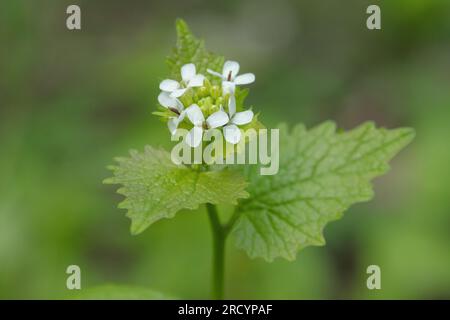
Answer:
[104,19,415,300]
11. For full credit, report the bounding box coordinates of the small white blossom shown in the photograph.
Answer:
[223,96,254,144]
[184,104,231,148]
[160,63,205,98]
[207,60,255,95]
[158,92,185,135]
[198,96,253,144]
[158,91,183,112]
[167,112,186,136]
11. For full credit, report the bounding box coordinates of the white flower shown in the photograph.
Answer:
[223,96,254,144]
[159,63,205,98]
[158,92,185,135]
[167,112,186,136]
[158,91,183,112]
[207,60,255,95]
[184,104,230,148]
[197,96,253,144]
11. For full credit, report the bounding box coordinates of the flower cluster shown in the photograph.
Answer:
[156,61,255,147]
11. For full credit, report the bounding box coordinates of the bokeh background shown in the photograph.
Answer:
[1,0,450,299]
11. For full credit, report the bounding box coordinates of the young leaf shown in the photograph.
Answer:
[104,146,249,235]
[70,284,174,300]
[166,19,224,80]
[232,121,415,261]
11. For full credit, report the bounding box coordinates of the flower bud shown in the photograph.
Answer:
[216,96,224,107]
[197,86,208,98]
[210,85,220,99]
[209,104,219,114]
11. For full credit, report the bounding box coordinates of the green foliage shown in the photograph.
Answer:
[107,20,415,265]
[104,146,249,235]
[166,19,224,81]
[232,122,415,261]
[103,14,418,297]
[71,284,173,300]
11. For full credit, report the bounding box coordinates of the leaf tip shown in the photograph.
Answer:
[175,18,190,36]
[103,177,114,184]
[130,220,147,236]
[400,127,416,144]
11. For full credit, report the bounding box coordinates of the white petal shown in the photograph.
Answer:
[176,110,186,122]
[158,92,175,108]
[181,63,196,82]
[185,104,205,126]
[157,93,184,112]
[185,126,203,148]
[188,74,205,87]
[206,109,229,129]
[175,99,185,111]
[228,95,236,117]
[234,73,255,85]
[222,81,236,95]
[207,69,224,79]
[170,88,187,98]
[159,79,180,92]
[168,117,179,135]
[231,110,254,125]
[222,61,240,80]
[223,124,241,144]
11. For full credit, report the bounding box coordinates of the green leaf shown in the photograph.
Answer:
[104,146,249,235]
[232,121,415,261]
[70,284,174,300]
[166,19,224,80]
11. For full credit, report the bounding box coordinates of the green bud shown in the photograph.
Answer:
[197,86,208,98]
[180,89,193,107]
[199,104,208,116]
[210,104,219,114]
[216,96,224,107]
[204,97,213,108]
[181,96,193,107]
[203,78,212,90]
[211,85,220,99]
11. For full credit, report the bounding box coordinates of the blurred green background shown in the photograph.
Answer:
[1,0,449,299]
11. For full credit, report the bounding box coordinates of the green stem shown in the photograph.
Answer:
[206,203,226,300]
[206,204,241,299]
[224,208,240,235]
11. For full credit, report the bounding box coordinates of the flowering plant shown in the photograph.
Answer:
[104,19,414,299]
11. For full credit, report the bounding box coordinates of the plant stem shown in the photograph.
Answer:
[206,203,226,300]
